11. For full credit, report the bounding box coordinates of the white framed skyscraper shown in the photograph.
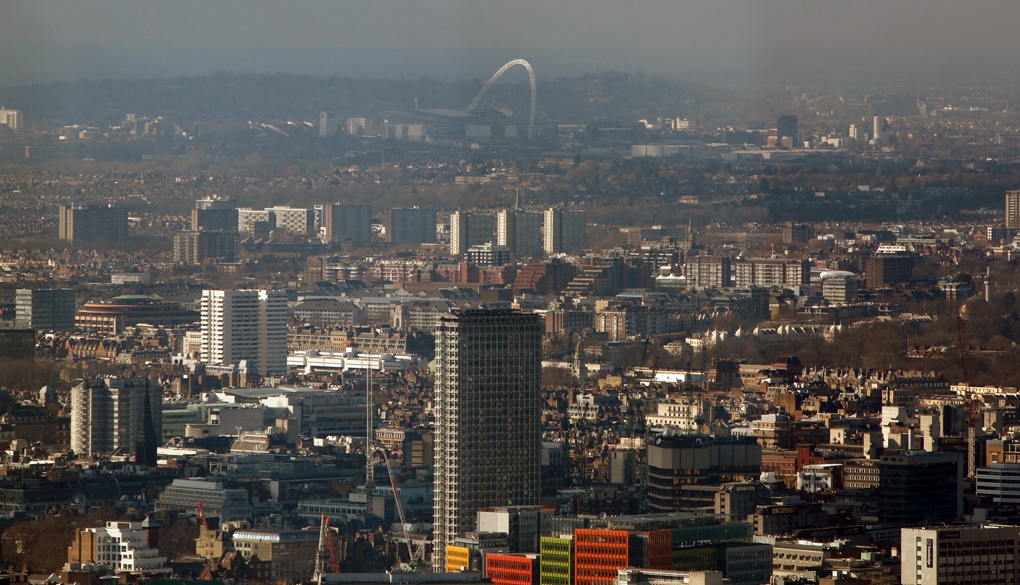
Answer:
[432,310,542,571]
[200,289,287,377]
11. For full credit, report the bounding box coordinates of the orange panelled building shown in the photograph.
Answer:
[486,553,539,585]
[574,529,629,585]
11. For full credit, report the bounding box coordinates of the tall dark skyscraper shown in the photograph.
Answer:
[432,310,542,572]
[776,114,799,147]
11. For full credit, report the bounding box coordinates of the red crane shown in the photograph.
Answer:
[326,520,341,574]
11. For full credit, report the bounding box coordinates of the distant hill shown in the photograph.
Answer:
[0,71,748,126]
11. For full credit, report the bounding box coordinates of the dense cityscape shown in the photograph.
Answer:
[7,8,1020,585]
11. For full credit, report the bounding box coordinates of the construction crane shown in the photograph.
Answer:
[957,305,979,479]
[312,514,336,585]
[196,501,206,529]
[326,519,341,573]
[377,446,427,570]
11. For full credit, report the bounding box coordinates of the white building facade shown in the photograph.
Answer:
[201,289,287,377]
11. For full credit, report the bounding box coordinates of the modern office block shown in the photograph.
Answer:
[540,537,573,585]
[432,310,542,571]
[15,288,76,332]
[878,450,963,526]
[574,529,629,585]
[154,478,254,522]
[70,377,162,464]
[901,524,1020,585]
[200,289,287,377]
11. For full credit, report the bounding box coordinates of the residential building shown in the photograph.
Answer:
[782,222,813,244]
[237,208,276,236]
[433,310,542,571]
[544,208,587,254]
[1007,190,1020,230]
[70,377,162,464]
[174,230,240,264]
[200,289,288,377]
[498,210,544,257]
[191,196,238,232]
[685,255,731,289]
[15,288,76,331]
[467,242,513,266]
[731,258,809,289]
[323,203,372,244]
[319,112,337,137]
[58,204,129,243]
[67,521,168,574]
[450,211,496,256]
[387,207,437,244]
[901,524,1020,585]
[0,329,35,360]
[266,206,315,235]
[0,107,23,131]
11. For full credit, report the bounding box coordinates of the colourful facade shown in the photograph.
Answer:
[447,545,471,572]
[487,553,539,585]
[573,529,629,585]
[540,536,573,585]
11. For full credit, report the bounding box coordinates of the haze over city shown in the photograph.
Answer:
[4,1,1020,89]
[5,3,1020,585]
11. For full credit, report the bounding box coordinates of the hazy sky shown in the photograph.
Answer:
[3,1,1019,88]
